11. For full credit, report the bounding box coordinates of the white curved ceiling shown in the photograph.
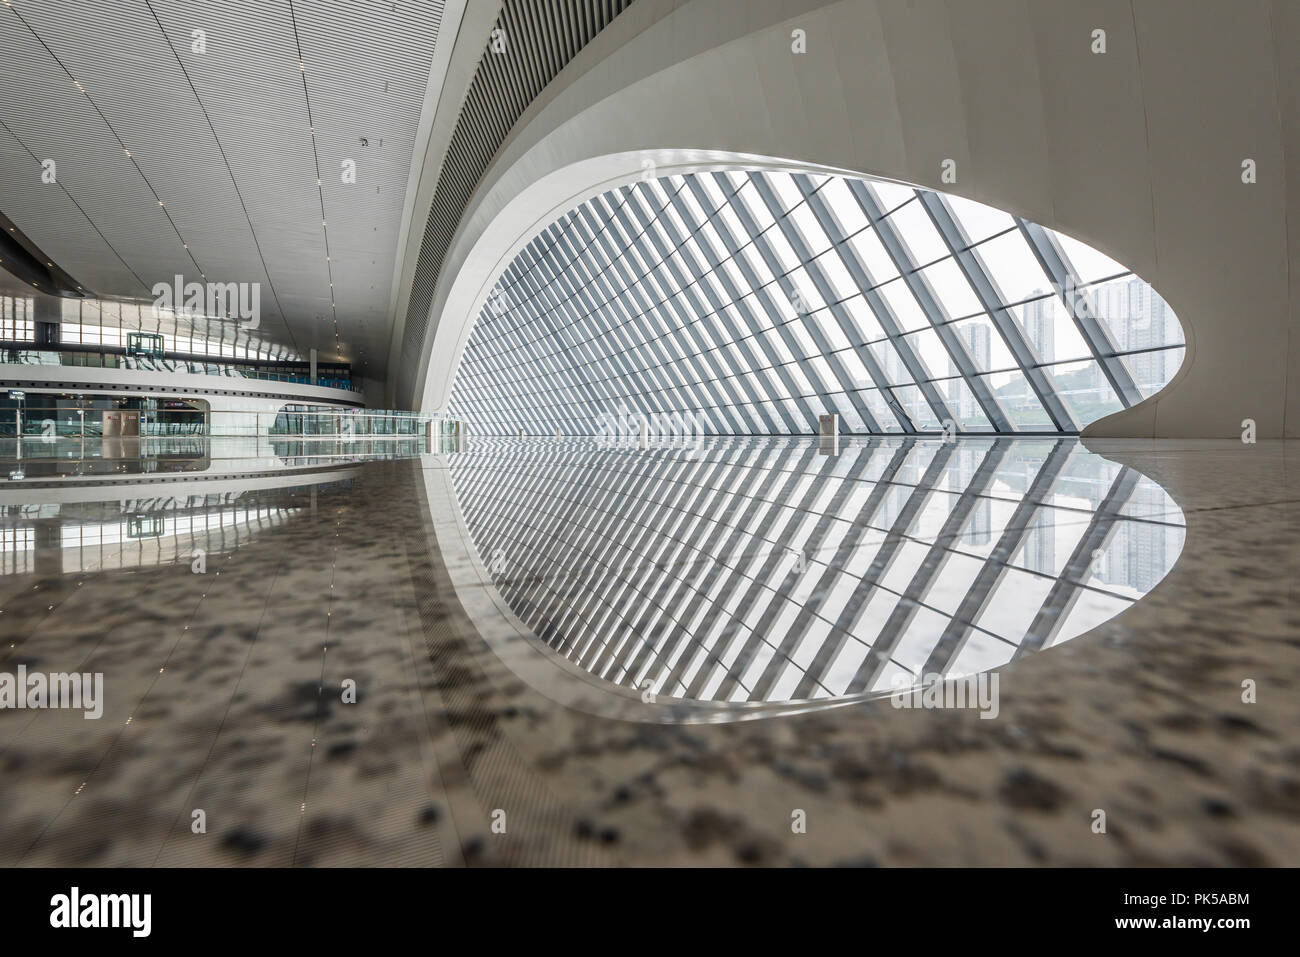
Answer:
[0,0,447,377]
[400,0,1300,439]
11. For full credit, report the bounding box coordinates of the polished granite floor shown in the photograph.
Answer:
[0,437,1296,866]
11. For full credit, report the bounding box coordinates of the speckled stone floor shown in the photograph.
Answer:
[0,438,1295,866]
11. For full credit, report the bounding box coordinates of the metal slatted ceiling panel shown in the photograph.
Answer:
[0,0,445,376]
[395,0,635,407]
[446,170,1187,436]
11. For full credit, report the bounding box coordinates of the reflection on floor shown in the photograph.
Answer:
[449,438,1184,704]
[0,438,1295,866]
[0,436,429,482]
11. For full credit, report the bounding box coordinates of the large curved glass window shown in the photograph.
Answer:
[448,171,1184,435]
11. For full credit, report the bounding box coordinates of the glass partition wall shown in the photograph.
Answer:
[0,393,458,439]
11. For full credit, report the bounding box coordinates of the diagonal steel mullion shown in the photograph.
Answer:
[746,173,914,432]
[616,185,785,433]
[825,442,957,647]
[1015,466,1141,656]
[574,200,701,404]
[731,441,887,700]
[792,174,960,430]
[921,438,1075,675]
[649,183,826,432]
[916,191,1078,431]
[846,180,1014,432]
[523,213,636,419]
[788,438,917,698]
[841,439,1011,695]
[1017,220,1143,408]
[717,172,898,432]
[592,194,757,434]
[682,174,885,432]
[608,191,769,419]
[574,202,737,428]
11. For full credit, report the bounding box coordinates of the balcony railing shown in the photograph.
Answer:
[0,347,362,393]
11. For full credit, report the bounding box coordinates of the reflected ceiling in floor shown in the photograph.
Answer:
[448,436,1184,704]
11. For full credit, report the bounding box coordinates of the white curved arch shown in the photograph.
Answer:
[401,0,1296,438]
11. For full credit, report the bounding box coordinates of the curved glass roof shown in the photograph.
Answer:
[448,170,1184,435]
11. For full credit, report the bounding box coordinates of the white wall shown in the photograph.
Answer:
[402,0,1298,438]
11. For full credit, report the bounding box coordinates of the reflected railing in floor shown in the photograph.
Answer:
[448,436,1185,704]
[0,435,431,481]
[0,483,344,578]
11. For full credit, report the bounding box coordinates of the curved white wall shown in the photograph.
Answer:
[404,0,1298,439]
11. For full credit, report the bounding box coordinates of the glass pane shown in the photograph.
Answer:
[945,193,1016,245]
[976,369,1052,430]
[820,177,869,236]
[1044,359,1125,423]
[935,376,994,430]
[877,277,931,333]
[1082,276,1185,349]
[918,257,982,319]
[1007,295,1093,363]
[868,181,917,215]
[1056,232,1127,282]
[886,198,949,265]
[971,229,1053,305]
[948,315,1017,373]
[847,227,899,284]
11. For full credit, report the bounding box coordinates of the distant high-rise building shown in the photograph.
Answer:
[1083,278,1175,394]
[1094,484,1176,593]
[1021,291,1056,365]
[947,322,992,419]
[1022,509,1055,575]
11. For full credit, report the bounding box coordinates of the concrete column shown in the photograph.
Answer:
[818,413,839,456]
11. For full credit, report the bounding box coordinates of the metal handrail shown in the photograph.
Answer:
[0,348,363,393]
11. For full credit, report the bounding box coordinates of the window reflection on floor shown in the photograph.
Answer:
[450,436,1184,704]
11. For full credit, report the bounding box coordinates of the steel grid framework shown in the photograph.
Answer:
[448,171,1185,436]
